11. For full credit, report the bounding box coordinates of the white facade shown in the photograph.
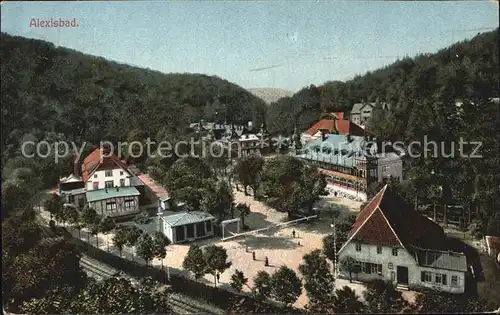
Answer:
[86,168,131,190]
[338,242,466,294]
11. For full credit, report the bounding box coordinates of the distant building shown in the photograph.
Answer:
[350,102,391,129]
[297,134,403,201]
[338,186,468,294]
[157,209,215,244]
[190,120,271,157]
[301,113,365,145]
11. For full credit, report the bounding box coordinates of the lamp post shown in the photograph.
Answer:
[331,221,338,278]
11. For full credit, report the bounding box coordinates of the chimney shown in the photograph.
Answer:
[105,188,108,193]
[320,130,327,141]
[116,186,119,192]
[346,134,352,143]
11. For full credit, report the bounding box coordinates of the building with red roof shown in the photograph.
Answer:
[337,186,468,294]
[301,113,365,145]
[59,147,145,218]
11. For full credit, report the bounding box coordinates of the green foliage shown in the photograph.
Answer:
[339,256,358,283]
[136,233,155,265]
[234,154,264,196]
[3,237,86,310]
[200,179,234,223]
[363,279,409,313]
[79,206,99,228]
[164,157,213,211]
[410,290,488,313]
[69,278,171,314]
[270,266,302,307]
[112,225,128,257]
[124,225,143,247]
[230,269,248,293]
[133,212,151,225]
[152,231,169,262]
[235,203,251,228]
[298,249,335,311]
[261,156,326,218]
[2,216,42,256]
[182,245,206,280]
[203,245,232,285]
[99,216,116,234]
[332,286,364,314]
[252,270,272,300]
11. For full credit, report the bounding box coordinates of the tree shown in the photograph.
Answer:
[200,179,234,223]
[68,277,172,314]
[3,237,86,309]
[44,193,62,222]
[88,217,101,248]
[164,157,213,211]
[182,245,206,281]
[410,289,488,313]
[124,225,143,258]
[79,206,99,242]
[203,245,232,287]
[66,206,82,237]
[230,269,248,293]
[270,266,302,307]
[234,154,264,197]
[363,279,409,313]
[152,231,169,271]
[235,203,251,228]
[332,286,364,314]
[297,166,328,215]
[260,156,305,218]
[2,215,41,256]
[298,249,335,311]
[99,216,116,252]
[112,226,128,257]
[136,233,155,265]
[339,256,358,283]
[252,270,271,300]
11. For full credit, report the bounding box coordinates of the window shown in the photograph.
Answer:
[120,171,124,175]
[435,274,447,285]
[106,202,117,211]
[392,248,398,256]
[120,179,125,187]
[206,221,212,232]
[451,275,459,286]
[105,180,114,188]
[68,195,75,203]
[94,174,98,178]
[105,170,113,177]
[377,246,382,254]
[435,273,442,284]
[355,243,362,252]
[382,166,390,173]
[421,271,433,282]
[92,182,99,190]
[124,199,135,209]
[371,263,382,274]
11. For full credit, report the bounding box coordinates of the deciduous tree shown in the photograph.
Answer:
[270,266,302,307]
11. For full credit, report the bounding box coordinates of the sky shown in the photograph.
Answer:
[1,1,498,92]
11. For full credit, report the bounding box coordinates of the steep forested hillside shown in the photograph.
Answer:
[267,30,499,136]
[1,33,267,189]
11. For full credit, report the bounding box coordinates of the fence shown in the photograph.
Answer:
[58,227,298,314]
[221,215,318,241]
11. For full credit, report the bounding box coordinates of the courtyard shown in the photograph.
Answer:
[41,186,417,308]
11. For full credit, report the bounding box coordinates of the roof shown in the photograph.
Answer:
[298,134,378,168]
[305,119,365,136]
[345,186,449,253]
[351,103,370,114]
[86,186,140,203]
[129,175,144,186]
[60,187,87,196]
[60,173,83,183]
[161,211,215,227]
[415,249,467,272]
[82,148,130,182]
